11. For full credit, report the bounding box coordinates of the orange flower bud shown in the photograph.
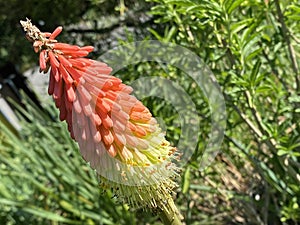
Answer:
[49,26,62,40]
[39,50,47,71]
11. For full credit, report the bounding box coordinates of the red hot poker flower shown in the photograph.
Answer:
[20,19,181,215]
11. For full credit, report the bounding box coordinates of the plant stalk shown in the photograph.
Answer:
[158,197,183,225]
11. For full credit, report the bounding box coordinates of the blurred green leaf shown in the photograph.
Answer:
[181,166,191,194]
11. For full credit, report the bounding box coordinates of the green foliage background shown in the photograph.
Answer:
[0,0,299,224]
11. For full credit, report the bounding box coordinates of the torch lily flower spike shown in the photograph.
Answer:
[21,18,182,224]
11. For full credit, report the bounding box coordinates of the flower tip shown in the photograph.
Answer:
[39,50,47,71]
[20,18,30,28]
[50,26,63,40]
[81,46,94,53]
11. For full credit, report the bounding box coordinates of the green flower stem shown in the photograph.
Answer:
[158,198,183,225]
